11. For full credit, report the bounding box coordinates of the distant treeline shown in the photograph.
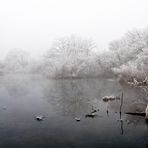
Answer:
[0,27,148,84]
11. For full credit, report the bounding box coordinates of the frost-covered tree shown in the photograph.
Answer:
[4,49,30,73]
[110,28,148,82]
[97,50,118,76]
[136,48,148,73]
[109,28,148,67]
[44,35,97,78]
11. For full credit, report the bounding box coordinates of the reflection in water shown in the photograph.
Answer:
[0,75,148,148]
[42,77,148,138]
[43,78,124,117]
[120,92,124,135]
[1,74,30,98]
[119,112,124,135]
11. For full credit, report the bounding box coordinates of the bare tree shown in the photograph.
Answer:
[44,35,97,78]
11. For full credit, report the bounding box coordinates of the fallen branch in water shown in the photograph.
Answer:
[125,104,148,122]
[125,112,145,116]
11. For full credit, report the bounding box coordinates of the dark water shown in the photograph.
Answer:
[0,74,148,148]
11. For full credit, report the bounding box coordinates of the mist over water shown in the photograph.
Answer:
[0,74,148,148]
[0,0,148,147]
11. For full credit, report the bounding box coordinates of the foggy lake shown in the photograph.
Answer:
[1,0,148,147]
[0,74,148,148]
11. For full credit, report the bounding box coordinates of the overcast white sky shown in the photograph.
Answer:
[0,0,148,59]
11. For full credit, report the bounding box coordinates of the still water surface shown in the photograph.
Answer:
[0,74,148,148]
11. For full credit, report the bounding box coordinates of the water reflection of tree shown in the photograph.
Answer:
[43,77,148,121]
[43,78,124,117]
[43,79,99,117]
[2,74,30,98]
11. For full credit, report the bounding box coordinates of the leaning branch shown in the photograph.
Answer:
[125,112,145,116]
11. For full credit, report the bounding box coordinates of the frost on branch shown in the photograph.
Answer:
[43,35,98,78]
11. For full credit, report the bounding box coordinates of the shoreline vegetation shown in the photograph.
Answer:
[0,27,148,94]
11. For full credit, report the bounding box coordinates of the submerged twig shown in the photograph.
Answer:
[119,92,124,135]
